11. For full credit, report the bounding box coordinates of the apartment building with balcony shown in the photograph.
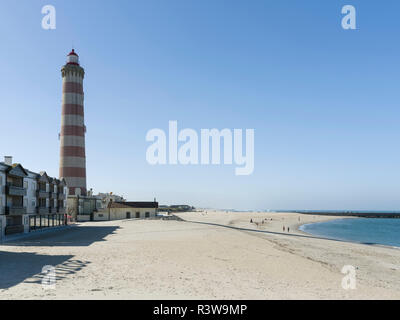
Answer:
[31,171,67,225]
[0,157,68,239]
[0,160,27,236]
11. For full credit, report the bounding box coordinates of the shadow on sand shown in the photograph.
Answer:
[0,251,91,289]
[0,225,118,289]
[1,226,120,247]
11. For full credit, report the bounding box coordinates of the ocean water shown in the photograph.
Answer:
[299,218,400,248]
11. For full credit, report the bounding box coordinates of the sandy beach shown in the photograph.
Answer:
[1,210,399,299]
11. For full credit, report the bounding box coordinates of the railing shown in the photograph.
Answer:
[5,184,27,197]
[5,206,27,215]
[6,181,23,188]
[36,190,49,198]
[37,207,49,215]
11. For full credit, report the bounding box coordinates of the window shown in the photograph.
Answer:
[32,199,36,207]
[0,176,2,185]
[136,212,140,218]
[39,198,46,207]
[24,181,28,189]
[145,212,150,218]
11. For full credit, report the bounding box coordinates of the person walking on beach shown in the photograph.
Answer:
[288,227,290,233]
[283,226,285,232]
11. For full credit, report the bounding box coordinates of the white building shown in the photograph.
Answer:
[94,192,126,211]
[94,201,158,221]
[0,156,68,240]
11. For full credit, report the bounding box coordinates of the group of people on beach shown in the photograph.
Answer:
[248,218,292,233]
[250,218,272,223]
[250,218,273,227]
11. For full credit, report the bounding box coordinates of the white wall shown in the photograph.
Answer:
[107,208,157,221]
[93,211,108,221]
[0,170,5,215]
[0,215,5,240]
[25,173,37,215]
[22,214,30,233]
[76,215,91,222]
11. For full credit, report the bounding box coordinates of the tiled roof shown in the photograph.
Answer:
[0,163,63,183]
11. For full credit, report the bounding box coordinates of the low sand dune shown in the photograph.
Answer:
[0,211,399,299]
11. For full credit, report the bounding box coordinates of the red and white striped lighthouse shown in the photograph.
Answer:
[59,49,87,196]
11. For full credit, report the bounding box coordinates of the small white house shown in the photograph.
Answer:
[95,201,158,221]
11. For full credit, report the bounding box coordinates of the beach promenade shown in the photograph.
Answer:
[0,211,399,299]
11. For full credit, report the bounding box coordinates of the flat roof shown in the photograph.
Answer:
[108,201,159,209]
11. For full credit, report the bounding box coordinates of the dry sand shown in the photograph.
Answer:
[0,210,399,299]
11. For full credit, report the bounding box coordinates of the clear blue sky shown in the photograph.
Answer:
[1,0,399,210]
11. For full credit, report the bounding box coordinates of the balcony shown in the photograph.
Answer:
[37,190,49,198]
[37,207,49,215]
[5,184,27,197]
[50,192,58,199]
[50,207,57,214]
[5,206,27,215]
[58,193,66,200]
[58,207,66,214]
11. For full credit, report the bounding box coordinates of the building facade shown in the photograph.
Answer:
[60,49,87,196]
[103,201,159,221]
[0,157,68,239]
[66,195,98,222]
[66,193,127,222]
[94,193,126,211]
